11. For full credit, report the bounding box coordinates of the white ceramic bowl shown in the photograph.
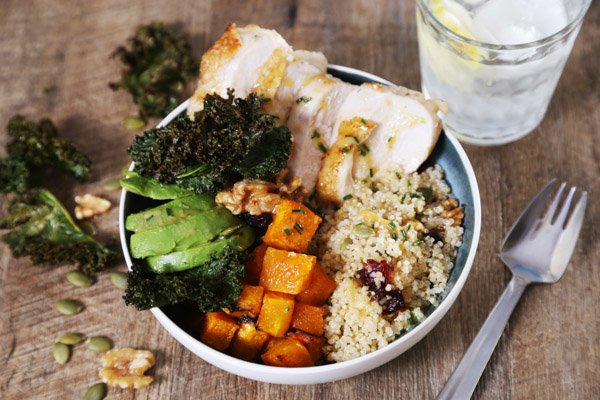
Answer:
[119,65,481,384]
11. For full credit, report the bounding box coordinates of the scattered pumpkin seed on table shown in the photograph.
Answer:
[55,299,84,316]
[66,270,94,288]
[102,176,122,191]
[57,332,86,345]
[82,382,107,400]
[109,272,128,290]
[52,342,70,364]
[86,336,113,353]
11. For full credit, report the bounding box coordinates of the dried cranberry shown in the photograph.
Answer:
[381,290,407,314]
[239,212,273,236]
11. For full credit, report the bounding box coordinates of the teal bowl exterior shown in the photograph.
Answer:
[119,65,481,384]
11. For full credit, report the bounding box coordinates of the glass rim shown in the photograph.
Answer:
[416,0,591,51]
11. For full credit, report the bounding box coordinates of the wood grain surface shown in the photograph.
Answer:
[1,1,598,399]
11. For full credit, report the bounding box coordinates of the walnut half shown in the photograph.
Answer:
[440,198,464,226]
[99,348,155,389]
[74,194,111,220]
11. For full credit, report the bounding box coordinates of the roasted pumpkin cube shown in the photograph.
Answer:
[263,199,322,252]
[286,331,326,363]
[244,243,268,285]
[229,322,271,361]
[236,285,264,317]
[261,337,314,367]
[260,247,316,295]
[257,291,295,337]
[199,311,239,351]
[296,264,337,306]
[290,303,325,336]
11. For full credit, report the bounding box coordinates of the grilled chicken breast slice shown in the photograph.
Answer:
[188,23,292,118]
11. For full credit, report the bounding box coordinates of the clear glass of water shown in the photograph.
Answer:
[416,0,592,146]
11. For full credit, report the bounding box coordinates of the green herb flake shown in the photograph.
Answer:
[360,118,367,126]
[400,193,407,203]
[388,221,397,230]
[407,224,412,231]
[292,209,302,213]
[400,229,407,241]
[123,116,145,131]
[311,130,321,139]
[294,221,304,232]
[391,233,398,240]
[387,136,394,143]
[343,194,353,201]
[283,228,292,236]
[369,168,374,178]
[351,136,360,143]
[318,143,327,153]
[413,240,423,246]
[342,147,351,153]
[395,171,402,180]
[296,96,312,104]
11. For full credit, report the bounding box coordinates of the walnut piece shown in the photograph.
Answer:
[74,194,111,220]
[100,348,155,389]
[440,198,464,226]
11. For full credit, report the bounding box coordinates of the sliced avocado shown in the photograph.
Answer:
[129,206,240,258]
[146,226,256,273]
[120,172,194,200]
[125,194,216,233]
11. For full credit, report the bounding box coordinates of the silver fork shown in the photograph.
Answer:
[437,179,588,400]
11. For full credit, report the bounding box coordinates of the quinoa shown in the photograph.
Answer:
[315,165,463,362]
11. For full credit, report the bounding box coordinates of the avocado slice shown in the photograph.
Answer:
[129,206,240,258]
[125,194,216,233]
[146,226,256,273]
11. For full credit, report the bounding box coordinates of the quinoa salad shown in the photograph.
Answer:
[316,165,464,362]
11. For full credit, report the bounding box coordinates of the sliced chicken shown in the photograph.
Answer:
[316,117,377,205]
[187,23,292,119]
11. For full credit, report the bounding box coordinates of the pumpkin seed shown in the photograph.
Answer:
[109,272,128,290]
[56,299,84,316]
[83,382,107,400]
[123,115,145,130]
[57,332,86,345]
[66,271,94,288]
[340,237,353,253]
[52,342,70,364]
[353,223,374,237]
[86,336,113,353]
[102,177,121,191]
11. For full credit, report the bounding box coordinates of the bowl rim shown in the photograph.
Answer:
[118,64,482,383]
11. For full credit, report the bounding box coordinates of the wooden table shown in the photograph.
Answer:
[1,1,598,399]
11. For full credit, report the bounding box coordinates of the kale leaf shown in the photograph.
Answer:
[110,22,196,119]
[123,246,246,311]
[0,115,92,193]
[127,90,292,194]
[0,190,115,275]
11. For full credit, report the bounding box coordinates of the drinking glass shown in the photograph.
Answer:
[416,0,592,146]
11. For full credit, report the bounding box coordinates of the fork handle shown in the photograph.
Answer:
[437,275,529,400]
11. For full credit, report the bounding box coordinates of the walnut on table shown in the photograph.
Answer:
[99,348,155,389]
[74,193,111,220]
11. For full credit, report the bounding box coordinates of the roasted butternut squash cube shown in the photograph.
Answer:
[290,303,325,336]
[263,199,322,252]
[296,264,337,306]
[260,247,316,295]
[236,285,264,317]
[244,243,268,285]
[257,291,295,337]
[286,331,326,363]
[261,337,314,367]
[199,311,239,351]
[229,322,270,361]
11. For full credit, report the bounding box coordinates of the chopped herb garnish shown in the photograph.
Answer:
[343,194,353,201]
[283,228,292,236]
[387,136,394,143]
[400,229,407,241]
[391,233,398,240]
[351,136,360,143]
[413,240,423,246]
[296,96,312,104]
[318,143,327,153]
[342,147,351,153]
[400,193,407,203]
[311,130,321,139]
[395,171,402,180]
[407,224,412,231]
[410,192,424,199]
[369,168,374,178]
[294,221,304,232]
[292,209,302,213]
[360,118,367,125]
[358,144,370,156]
[388,221,397,230]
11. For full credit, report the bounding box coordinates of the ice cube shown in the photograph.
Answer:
[472,0,568,44]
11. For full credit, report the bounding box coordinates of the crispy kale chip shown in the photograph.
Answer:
[0,115,92,193]
[0,158,29,194]
[127,91,292,194]
[0,190,115,274]
[123,246,245,311]
[110,22,196,119]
